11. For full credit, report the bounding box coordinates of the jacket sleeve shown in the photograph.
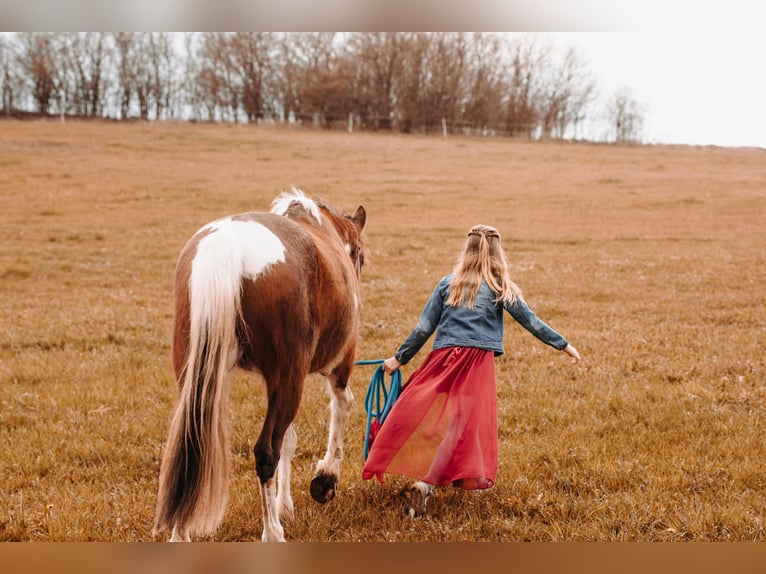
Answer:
[504,298,568,350]
[394,279,447,365]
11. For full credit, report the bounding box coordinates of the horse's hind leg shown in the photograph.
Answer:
[256,468,283,542]
[254,374,304,542]
[169,526,190,542]
[276,423,297,523]
[311,363,355,503]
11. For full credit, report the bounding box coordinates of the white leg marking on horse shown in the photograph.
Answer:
[316,380,354,480]
[169,526,191,542]
[277,424,297,524]
[259,477,285,542]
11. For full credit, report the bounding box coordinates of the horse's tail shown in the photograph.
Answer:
[154,233,243,538]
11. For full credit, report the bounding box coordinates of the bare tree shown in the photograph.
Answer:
[113,32,139,119]
[195,33,231,121]
[112,33,176,120]
[303,34,354,128]
[394,33,472,134]
[428,32,472,131]
[57,33,109,117]
[278,33,351,127]
[17,33,60,115]
[142,33,176,120]
[132,35,152,120]
[346,32,404,130]
[391,33,425,133]
[277,33,307,122]
[460,33,506,133]
[0,35,24,115]
[501,35,546,137]
[538,45,596,140]
[227,33,277,122]
[180,33,206,121]
[608,86,645,143]
[195,32,278,123]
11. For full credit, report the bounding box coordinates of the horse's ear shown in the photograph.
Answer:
[351,205,366,232]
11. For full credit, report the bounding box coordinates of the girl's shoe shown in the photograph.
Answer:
[408,481,432,518]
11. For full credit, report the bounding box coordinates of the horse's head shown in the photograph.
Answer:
[336,204,367,277]
[346,205,367,275]
[316,200,367,277]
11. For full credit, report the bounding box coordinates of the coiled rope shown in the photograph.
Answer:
[355,359,402,460]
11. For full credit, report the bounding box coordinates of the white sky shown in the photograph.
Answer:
[546,30,766,148]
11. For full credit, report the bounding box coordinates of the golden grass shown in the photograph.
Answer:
[1,119,765,541]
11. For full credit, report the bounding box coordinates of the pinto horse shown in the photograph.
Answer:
[153,189,367,542]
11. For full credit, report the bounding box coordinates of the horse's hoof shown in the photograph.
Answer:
[310,472,337,503]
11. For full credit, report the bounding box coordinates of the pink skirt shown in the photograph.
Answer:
[362,346,497,490]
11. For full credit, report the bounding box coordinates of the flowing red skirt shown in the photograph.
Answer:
[362,346,497,490]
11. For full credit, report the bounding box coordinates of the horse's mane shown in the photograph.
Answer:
[270,188,368,264]
[270,187,322,224]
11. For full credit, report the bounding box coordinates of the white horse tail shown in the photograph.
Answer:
[154,229,244,538]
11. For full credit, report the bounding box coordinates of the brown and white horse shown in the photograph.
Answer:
[153,189,367,542]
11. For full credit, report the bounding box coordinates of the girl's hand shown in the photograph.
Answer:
[382,356,402,374]
[563,344,581,365]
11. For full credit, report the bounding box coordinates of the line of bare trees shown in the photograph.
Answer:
[0,32,645,142]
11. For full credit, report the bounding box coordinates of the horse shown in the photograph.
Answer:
[152,188,367,542]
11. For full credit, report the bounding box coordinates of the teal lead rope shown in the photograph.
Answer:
[355,359,402,460]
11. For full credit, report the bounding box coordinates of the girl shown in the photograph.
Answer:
[362,224,580,517]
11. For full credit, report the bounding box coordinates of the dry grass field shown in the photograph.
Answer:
[1,119,765,542]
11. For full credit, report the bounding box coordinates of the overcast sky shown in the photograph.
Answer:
[548,32,766,148]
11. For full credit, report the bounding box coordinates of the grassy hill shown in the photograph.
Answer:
[1,119,765,541]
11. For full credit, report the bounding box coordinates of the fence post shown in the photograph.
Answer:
[442,117,447,138]
[348,113,353,133]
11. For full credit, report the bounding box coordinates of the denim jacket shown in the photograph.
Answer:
[394,274,568,365]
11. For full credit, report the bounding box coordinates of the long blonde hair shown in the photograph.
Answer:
[446,224,521,308]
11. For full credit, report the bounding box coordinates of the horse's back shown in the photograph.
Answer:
[175,208,358,380]
[233,210,360,378]
[236,213,321,377]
